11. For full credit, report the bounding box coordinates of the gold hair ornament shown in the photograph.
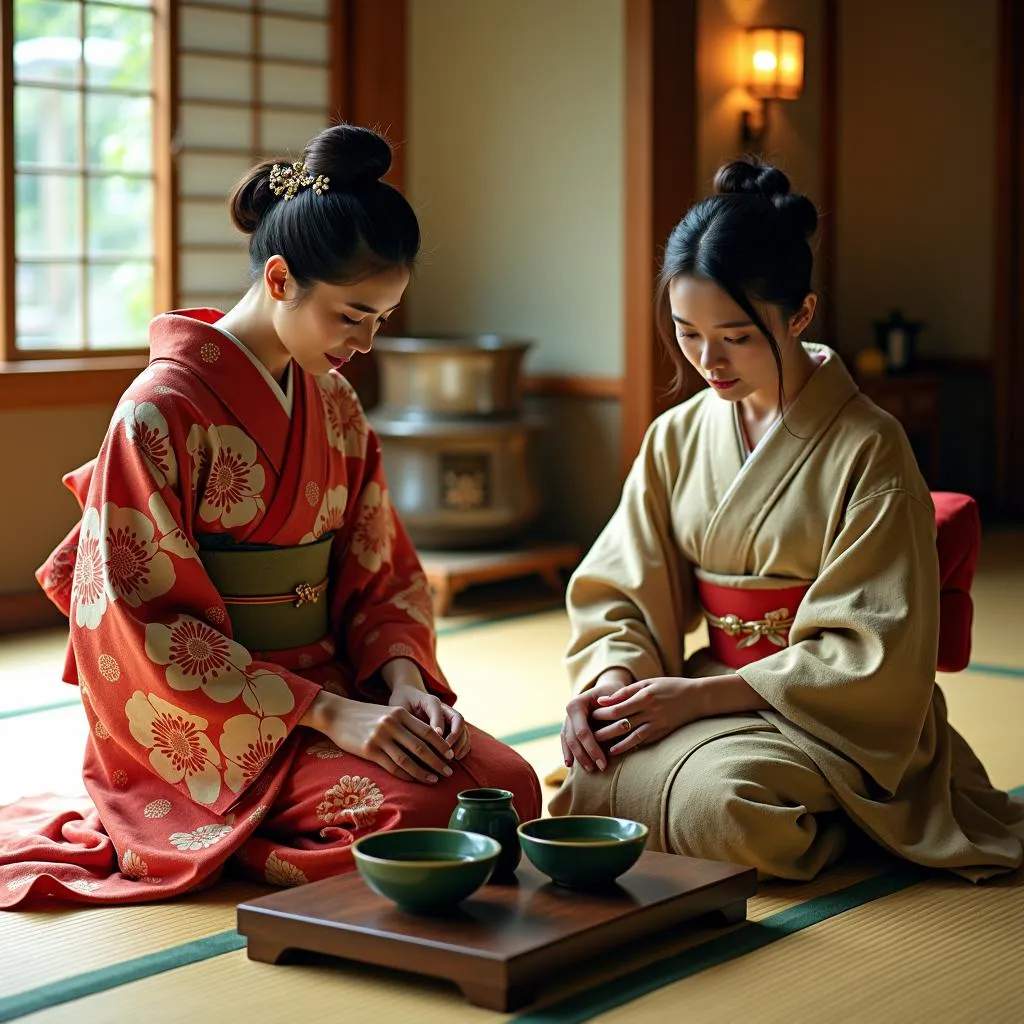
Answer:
[268,161,330,201]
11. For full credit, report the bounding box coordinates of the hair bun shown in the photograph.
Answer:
[305,123,392,190]
[713,158,816,239]
[713,158,790,200]
[229,125,394,235]
[772,192,818,240]
[229,160,278,235]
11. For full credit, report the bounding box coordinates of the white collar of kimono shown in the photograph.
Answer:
[208,322,294,417]
[734,349,827,462]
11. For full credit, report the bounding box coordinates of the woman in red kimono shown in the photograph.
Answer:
[0,124,541,906]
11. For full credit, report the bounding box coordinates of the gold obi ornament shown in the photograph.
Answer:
[696,574,811,669]
[198,533,333,652]
[704,607,795,648]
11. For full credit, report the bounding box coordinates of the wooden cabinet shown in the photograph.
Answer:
[857,373,942,485]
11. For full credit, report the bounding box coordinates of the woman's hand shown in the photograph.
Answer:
[382,656,470,759]
[301,690,456,784]
[590,672,771,755]
[388,682,471,761]
[561,668,633,773]
[589,676,706,756]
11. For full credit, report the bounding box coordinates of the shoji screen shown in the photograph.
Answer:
[175,0,333,312]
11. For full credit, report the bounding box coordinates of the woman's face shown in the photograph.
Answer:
[668,275,810,408]
[268,261,410,377]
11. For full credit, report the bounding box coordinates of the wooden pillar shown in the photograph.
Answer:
[818,0,838,349]
[994,0,1024,519]
[342,0,408,197]
[331,0,408,408]
[621,0,700,478]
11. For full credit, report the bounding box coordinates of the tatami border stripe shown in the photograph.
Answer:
[4,784,1020,1021]
[0,717,561,1019]
[0,698,82,721]
[6,654,1024,723]
[7,652,1017,725]
[0,608,562,723]
[0,584,1020,1024]
[494,723,563,747]
[512,867,928,1023]
[0,930,247,1023]
[964,661,1024,679]
[518,786,1024,1023]
[435,605,563,638]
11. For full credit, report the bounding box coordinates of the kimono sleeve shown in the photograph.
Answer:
[739,486,940,796]
[67,393,323,816]
[36,459,101,619]
[564,416,700,694]
[329,420,453,704]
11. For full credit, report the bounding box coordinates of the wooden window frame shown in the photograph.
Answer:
[0,0,353,411]
[0,0,174,408]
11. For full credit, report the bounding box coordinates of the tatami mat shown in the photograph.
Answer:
[438,609,571,738]
[589,873,1024,1024]
[0,882,265,996]
[0,529,1022,1022]
[3,854,911,1024]
[965,534,1024,670]
[939,671,1024,791]
[0,631,70,716]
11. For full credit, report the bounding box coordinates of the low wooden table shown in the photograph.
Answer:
[237,851,757,1011]
[419,542,581,616]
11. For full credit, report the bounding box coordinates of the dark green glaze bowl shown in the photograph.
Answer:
[352,828,500,913]
[517,816,648,889]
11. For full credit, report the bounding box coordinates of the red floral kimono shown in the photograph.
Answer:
[0,311,540,906]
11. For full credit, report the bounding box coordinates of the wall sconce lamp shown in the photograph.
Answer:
[741,27,805,151]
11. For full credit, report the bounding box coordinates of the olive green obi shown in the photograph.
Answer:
[198,533,333,652]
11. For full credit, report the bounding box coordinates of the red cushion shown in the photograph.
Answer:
[932,492,980,672]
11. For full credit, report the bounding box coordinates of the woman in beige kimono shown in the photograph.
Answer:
[552,158,1024,881]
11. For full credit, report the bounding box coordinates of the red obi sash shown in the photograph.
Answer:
[697,578,811,669]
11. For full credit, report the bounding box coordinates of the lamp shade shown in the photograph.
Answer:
[747,27,805,101]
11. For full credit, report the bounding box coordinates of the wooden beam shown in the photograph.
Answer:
[0,357,145,411]
[622,0,699,478]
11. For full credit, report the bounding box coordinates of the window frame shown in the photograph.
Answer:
[0,0,174,402]
[0,0,374,411]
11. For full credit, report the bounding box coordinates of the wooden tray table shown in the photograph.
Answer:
[237,851,757,1012]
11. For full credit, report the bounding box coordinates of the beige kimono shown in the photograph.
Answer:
[552,344,1024,880]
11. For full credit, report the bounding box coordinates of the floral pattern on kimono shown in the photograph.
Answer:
[0,309,541,906]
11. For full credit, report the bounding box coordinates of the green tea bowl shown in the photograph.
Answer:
[352,828,501,913]
[517,815,648,889]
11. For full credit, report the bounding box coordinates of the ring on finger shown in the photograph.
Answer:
[622,717,632,732]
